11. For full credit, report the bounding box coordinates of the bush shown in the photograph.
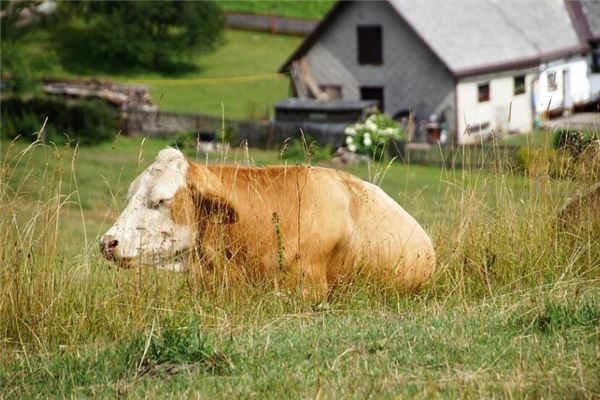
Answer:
[516,143,600,181]
[344,113,405,160]
[171,130,199,149]
[551,129,599,157]
[282,136,332,164]
[1,96,118,146]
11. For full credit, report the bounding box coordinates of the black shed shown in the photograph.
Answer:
[274,98,377,123]
[271,98,377,148]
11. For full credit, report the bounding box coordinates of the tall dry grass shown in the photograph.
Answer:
[0,137,598,355]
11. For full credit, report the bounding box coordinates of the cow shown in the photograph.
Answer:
[101,148,436,298]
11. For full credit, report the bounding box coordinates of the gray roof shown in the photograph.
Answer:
[580,0,600,40]
[274,98,377,111]
[281,0,588,77]
[388,0,584,76]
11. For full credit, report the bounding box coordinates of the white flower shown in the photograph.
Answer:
[365,119,377,132]
[348,143,357,152]
[363,136,372,147]
[346,136,354,145]
[344,126,356,136]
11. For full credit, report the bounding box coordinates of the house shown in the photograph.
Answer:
[575,1,600,99]
[279,0,595,145]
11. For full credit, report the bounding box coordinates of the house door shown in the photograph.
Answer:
[562,69,571,109]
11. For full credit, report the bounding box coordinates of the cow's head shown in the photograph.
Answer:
[100,148,195,272]
[101,148,239,272]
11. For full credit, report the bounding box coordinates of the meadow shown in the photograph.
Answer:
[22,28,301,119]
[0,137,598,398]
[217,0,334,19]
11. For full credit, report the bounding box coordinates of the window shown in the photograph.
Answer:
[478,83,490,102]
[514,75,526,95]
[360,86,384,111]
[592,43,600,73]
[547,71,557,91]
[319,85,342,100]
[357,26,383,65]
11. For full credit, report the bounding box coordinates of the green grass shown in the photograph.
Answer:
[217,0,334,19]
[499,129,554,148]
[1,138,598,398]
[20,28,301,118]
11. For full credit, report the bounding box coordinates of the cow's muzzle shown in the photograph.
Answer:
[100,235,135,268]
[100,235,119,260]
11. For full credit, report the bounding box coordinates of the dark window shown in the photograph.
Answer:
[319,85,342,100]
[357,26,383,65]
[592,43,600,73]
[547,71,557,91]
[514,75,526,95]
[360,86,384,111]
[478,83,490,102]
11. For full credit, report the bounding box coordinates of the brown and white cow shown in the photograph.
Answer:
[101,148,436,297]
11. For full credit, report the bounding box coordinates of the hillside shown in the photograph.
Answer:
[21,28,302,120]
[217,0,334,19]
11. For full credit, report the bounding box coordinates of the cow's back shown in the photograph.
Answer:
[337,174,436,289]
[200,164,435,291]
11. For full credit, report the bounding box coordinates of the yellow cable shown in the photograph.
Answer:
[130,72,285,86]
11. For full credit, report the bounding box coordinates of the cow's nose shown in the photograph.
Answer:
[100,235,119,260]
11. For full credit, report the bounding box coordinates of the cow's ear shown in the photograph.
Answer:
[195,192,238,224]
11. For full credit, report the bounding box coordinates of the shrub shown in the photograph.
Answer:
[516,143,599,181]
[344,113,405,160]
[171,130,199,149]
[1,96,118,146]
[551,129,599,157]
[282,136,332,164]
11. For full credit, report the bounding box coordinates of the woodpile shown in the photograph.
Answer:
[42,78,157,112]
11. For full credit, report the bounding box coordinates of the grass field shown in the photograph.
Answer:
[21,28,301,119]
[1,138,599,398]
[217,0,334,19]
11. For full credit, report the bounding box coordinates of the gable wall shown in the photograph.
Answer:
[302,1,456,139]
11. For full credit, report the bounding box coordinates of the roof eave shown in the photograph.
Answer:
[454,45,590,79]
[278,1,348,73]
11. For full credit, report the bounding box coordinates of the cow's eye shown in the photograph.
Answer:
[150,199,166,209]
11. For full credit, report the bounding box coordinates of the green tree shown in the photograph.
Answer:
[61,1,225,68]
[0,1,55,92]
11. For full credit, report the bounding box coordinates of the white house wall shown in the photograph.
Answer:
[456,69,537,145]
[535,57,590,114]
[590,73,600,99]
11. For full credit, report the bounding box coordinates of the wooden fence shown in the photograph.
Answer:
[225,12,318,35]
[125,110,347,149]
[126,110,522,171]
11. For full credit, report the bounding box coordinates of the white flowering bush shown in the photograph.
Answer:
[344,113,405,158]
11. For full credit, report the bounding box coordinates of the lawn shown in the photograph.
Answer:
[217,0,334,19]
[1,138,598,398]
[21,28,302,119]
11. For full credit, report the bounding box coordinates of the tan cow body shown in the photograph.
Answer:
[102,149,436,297]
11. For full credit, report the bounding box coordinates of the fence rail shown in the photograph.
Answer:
[225,11,318,35]
[125,110,347,149]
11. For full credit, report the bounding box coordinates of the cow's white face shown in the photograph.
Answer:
[101,148,194,272]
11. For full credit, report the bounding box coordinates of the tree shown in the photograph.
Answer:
[0,1,56,92]
[61,1,225,68]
